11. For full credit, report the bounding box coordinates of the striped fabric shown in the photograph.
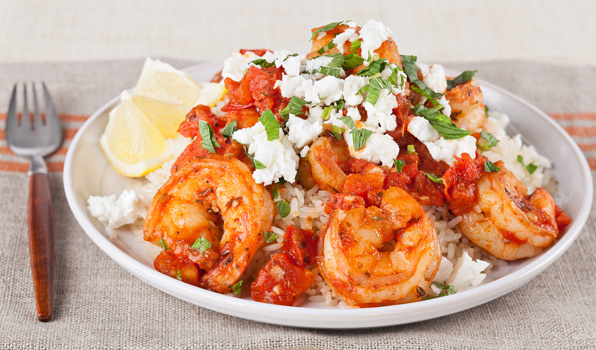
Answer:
[1,112,594,173]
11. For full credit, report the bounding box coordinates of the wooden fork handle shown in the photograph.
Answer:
[28,173,54,322]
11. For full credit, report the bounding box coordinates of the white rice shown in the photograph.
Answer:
[87,109,555,307]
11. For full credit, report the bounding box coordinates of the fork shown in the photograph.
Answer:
[5,82,62,322]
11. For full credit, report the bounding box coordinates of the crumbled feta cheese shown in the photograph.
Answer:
[344,128,399,167]
[305,56,334,73]
[87,190,146,231]
[362,89,398,132]
[276,75,310,99]
[424,135,477,166]
[222,51,260,81]
[422,64,447,94]
[313,76,343,105]
[437,95,452,117]
[342,75,367,106]
[300,145,310,158]
[446,252,490,292]
[359,20,392,59]
[408,117,476,165]
[408,116,440,142]
[332,28,359,54]
[232,123,299,185]
[286,113,323,150]
[260,50,304,77]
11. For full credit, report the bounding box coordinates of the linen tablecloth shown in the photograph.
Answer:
[1,59,595,349]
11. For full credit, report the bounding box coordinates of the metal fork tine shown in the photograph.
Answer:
[42,82,58,125]
[32,82,42,126]
[6,84,17,130]
[22,83,32,130]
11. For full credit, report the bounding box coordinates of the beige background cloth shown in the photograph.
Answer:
[0,0,595,66]
[0,59,595,349]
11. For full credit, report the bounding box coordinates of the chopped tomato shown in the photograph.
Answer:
[250,253,314,306]
[442,153,486,215]
[343,173,386,207]
[178,104,223,138]
[153,250,201,286]
[555,205,572,230]
[281,225,318,267]
[239,49,271,56]
[222,65,289,121]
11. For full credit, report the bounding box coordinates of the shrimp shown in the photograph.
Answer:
[445,78,486,133]
[308,23,402,67]
[298,135,351,193]
[144,155,275,293]
[458,162,559,260]
[318,187,442,307]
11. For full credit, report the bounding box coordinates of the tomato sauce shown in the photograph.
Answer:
[442,153,486,216]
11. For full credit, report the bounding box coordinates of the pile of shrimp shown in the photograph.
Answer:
[142,21,572,308]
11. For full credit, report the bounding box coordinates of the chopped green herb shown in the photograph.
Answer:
[394,159,404,173]
[158,238,168,251]
[425,173,444,184]
[331,125,345,140]
[190,237,212,253]
[328,53,345,68]
[517,155,538,174]
[410,85,442,108]
[316,66,341,77]
[477,131,498,151]
[176,269,182,281]
[259,109,280,141]
[310,21,344,41]
[432,281,455,297]
[264,231,279,244]
[317,41,335,54]
[280,96,308,119]
[251,58,276,68]
[407,144,416,154]
[321,106,333,120]
[413,104,472,140]
[334,100,345,111]
[401,55,443,99]
[221,120,238,138]
[484,105,490,119]
[339,115,356,130]
[198,120,221,153]
[276,200,291,218]
[244,147,266,170]
[283,53,298,61]
[446,70,478,91]
[484,160,501,173]
[232,280,243,295]
[341,53,365,70]
[272,187,290,218]
[357,59,388,77]
[352,128,372,151]
[350,39,361,52]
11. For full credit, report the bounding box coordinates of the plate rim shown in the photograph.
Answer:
[63,60,593,329]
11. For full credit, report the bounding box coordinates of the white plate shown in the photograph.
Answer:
[64,61,593,329]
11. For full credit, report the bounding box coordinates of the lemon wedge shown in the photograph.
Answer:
[100,96,170,177]
[132,95,189,139]
[194,83,227,107]
[133,58,202,108]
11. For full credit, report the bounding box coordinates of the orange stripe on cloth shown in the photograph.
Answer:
[563,126,596,137]
[587,158,596,171]
[578,144,596,152]
[0,161,63,173]
[549,113,596,121]
[0,146,68,156]
[0,128,79,141]
[0,113,89,122]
